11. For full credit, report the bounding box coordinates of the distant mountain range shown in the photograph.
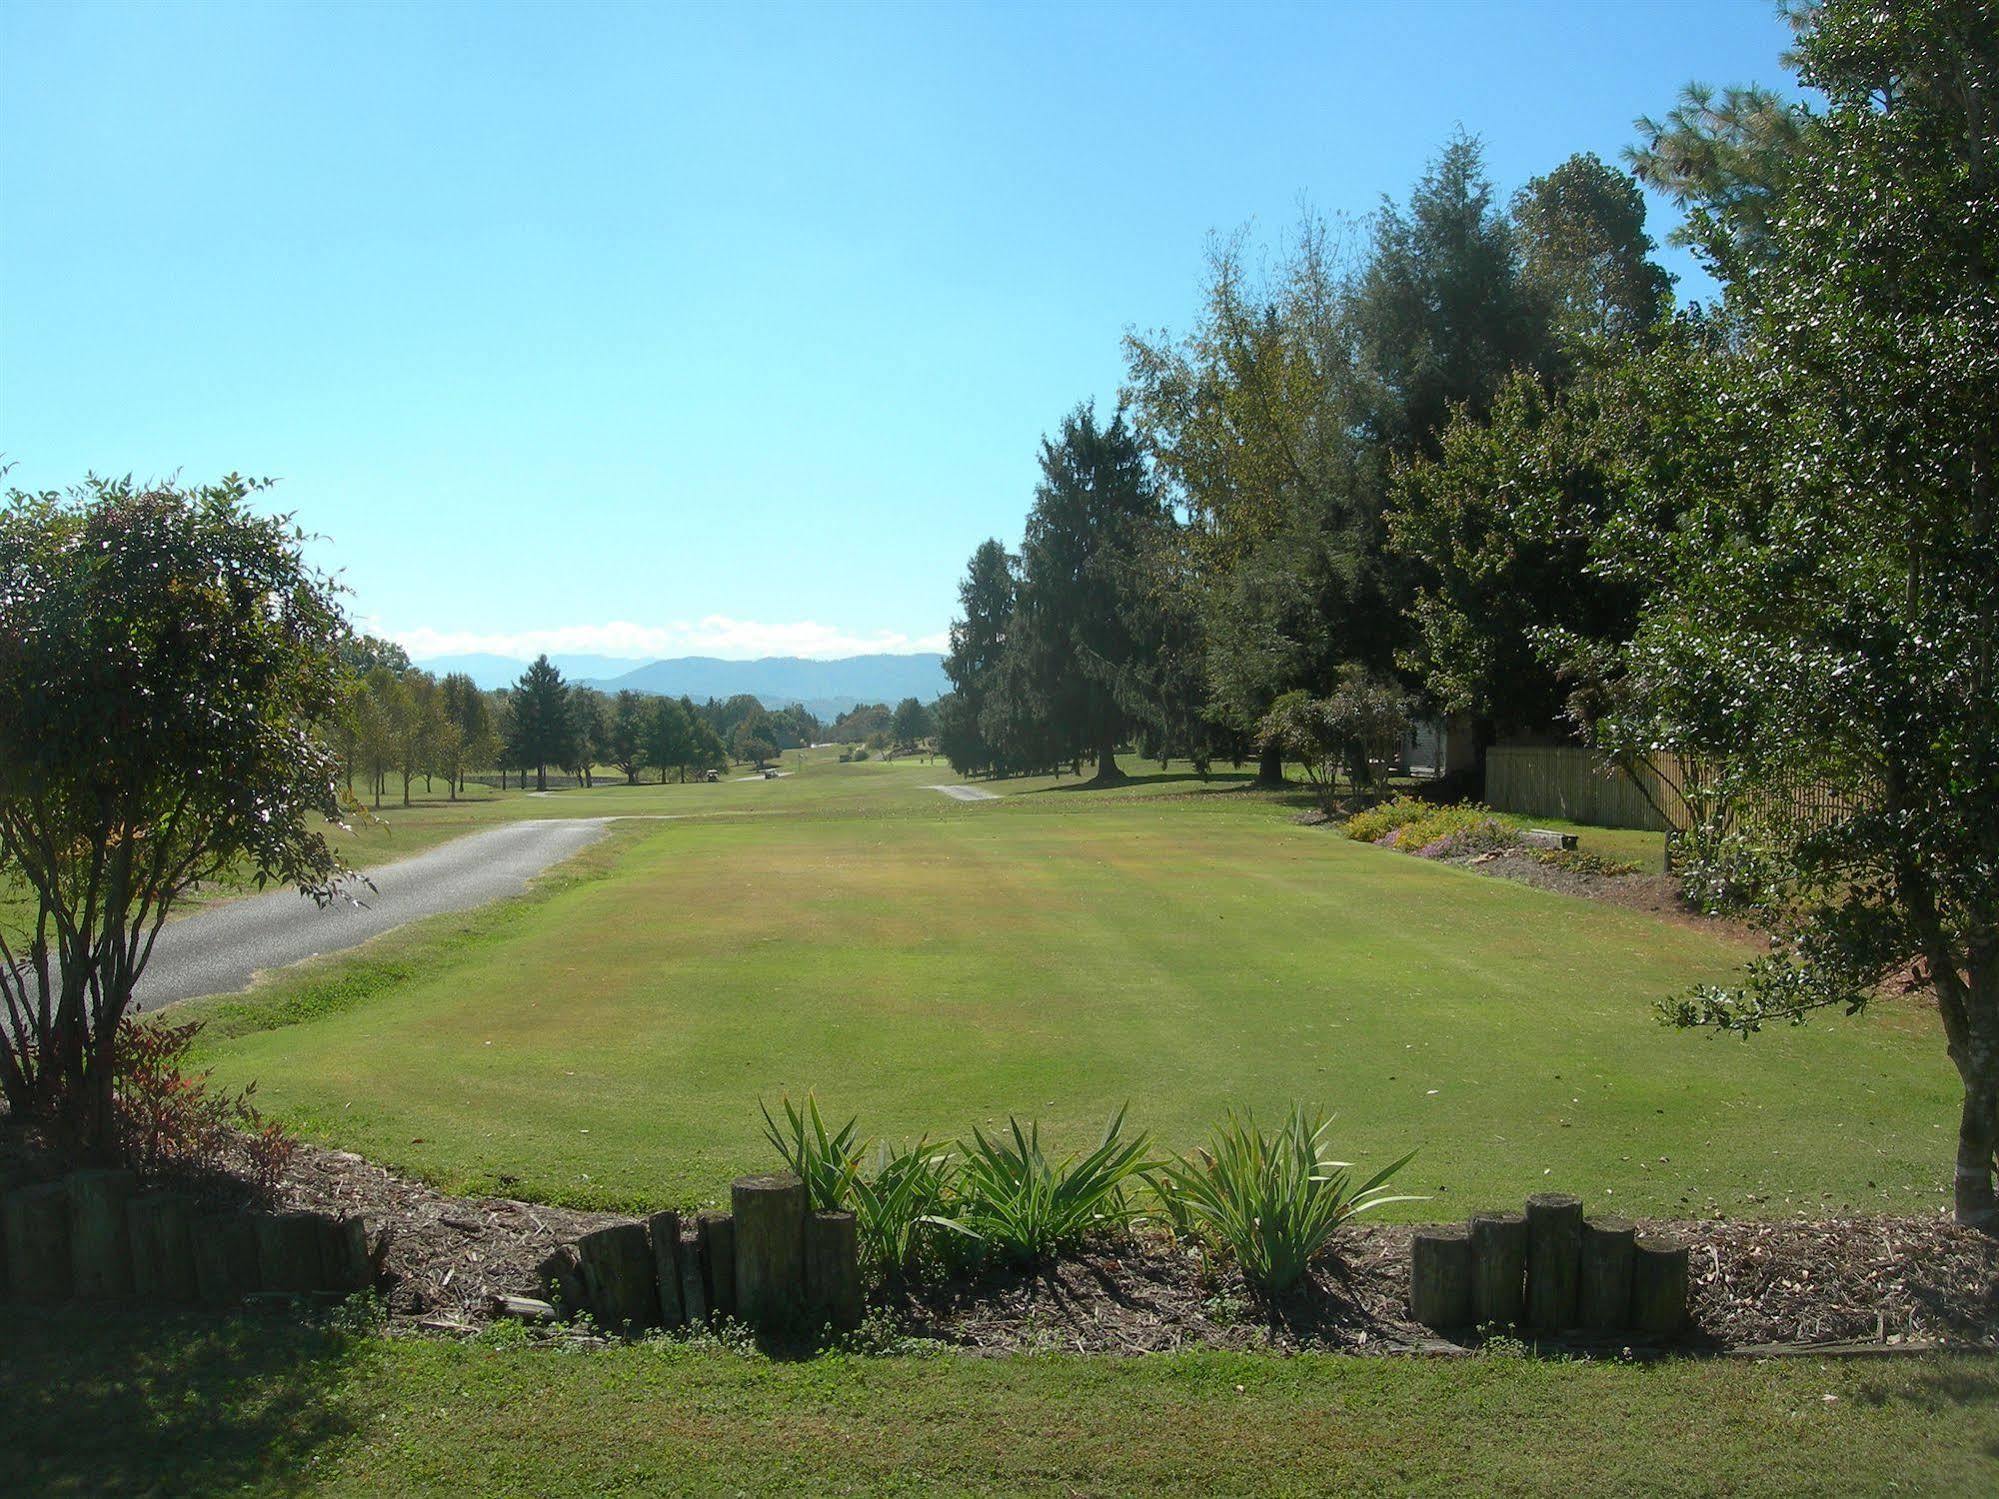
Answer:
[414,652,950,720]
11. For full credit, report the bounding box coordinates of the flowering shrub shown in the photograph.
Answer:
[112,1016,295,1201]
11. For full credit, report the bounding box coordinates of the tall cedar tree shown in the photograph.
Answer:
[941,539,1016,775]
[1009,405,1173,783]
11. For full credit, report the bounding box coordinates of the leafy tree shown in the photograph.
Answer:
[645,695,695,782]
[605,691,652,784]
[890,697,933,753]
[1124,218,1385,782]
[508,655,572,792]
[0,475,348,1149]
[1601,0,1999,1224]
[731,717,778,768]
[436,672,491,798]
[393,671,439,806]
[1258,671,1409,809]
[1512,151,1675,372]
[337,632,411,676]
[351,665,401,809]
[564,686,610,787]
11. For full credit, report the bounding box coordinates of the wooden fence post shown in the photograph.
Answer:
[319,1214,373,1295]
[69,1169,139,1299]
[647,1210,685,1328]
[3,1183,72,1302]
[804,1209,863,1334]
[1409,1223,1473,1329]
[1524,1193,1583,1331]
[731,1174,805,1330]
[1631,1235,1690,1336]
[1579,1218,1636,1332]
[257,1211,327,1295]
[576,1221,661,1335]
[127,1192,199,1303]
[1468,1211,1527,1327]
[193,1211,263,1306]
[699,1210,737,1320]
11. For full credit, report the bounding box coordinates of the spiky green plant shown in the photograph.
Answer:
[948,1106,1154,1263]
[759,1094,861,1212]
[850,1137,962,1277]
[1159,1107,1420,1295]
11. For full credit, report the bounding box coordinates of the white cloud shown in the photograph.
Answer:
[389,617,950,663]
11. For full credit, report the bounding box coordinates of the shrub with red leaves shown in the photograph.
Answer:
[110,1016,295,1202]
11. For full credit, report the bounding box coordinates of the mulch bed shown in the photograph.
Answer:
[248,1144,1999,1353]
[9,1125,1993,1353]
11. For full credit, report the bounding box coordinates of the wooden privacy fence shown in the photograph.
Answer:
[1485,746,1869,839]
[1485,746,1678,832]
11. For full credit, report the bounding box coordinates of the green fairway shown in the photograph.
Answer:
[183,757,1954,1218]
[5,1313,1994,1497]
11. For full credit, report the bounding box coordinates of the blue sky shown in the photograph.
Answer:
[2,1,1797,662]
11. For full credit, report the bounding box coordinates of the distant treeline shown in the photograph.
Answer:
[332,640,940,800]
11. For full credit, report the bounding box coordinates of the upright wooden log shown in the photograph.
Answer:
[699,1210,737,1320]
[537,1245,587,1317]
[1579,1217,1636,1332]
[647,1210,686,1328]
[3,1182,72,1302]
[1409,1223,1473,1329]
[68,1169,139,1299]
[257,1211,327,1295]
[576,1221,660,1335]
[127,1192,200,1303]
[1468,1210,1527,1327]
[804,1209,863,1334]
[1524,1193,1584,1331]
[1630,1234,1690,1336]
[319,1214,373,1295]
[678,1228,709,1325]
[193,1212,263,1306]
[731,1174,805,1330]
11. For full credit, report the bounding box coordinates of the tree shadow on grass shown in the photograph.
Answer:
[0,1308,366,1496]
[1019,769,1265,797]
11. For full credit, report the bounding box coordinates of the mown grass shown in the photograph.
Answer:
[182,756,1954,1218]
[3,1311,1994,1497]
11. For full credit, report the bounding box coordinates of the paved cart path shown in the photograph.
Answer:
[129,818,618,1010]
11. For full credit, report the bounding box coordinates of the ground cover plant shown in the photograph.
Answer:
[1158,1106,1418,1295]
[178,756,1954,1219]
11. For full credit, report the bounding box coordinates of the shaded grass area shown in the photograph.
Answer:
[4,1312,1996,1497]
[185,762,1953,1218]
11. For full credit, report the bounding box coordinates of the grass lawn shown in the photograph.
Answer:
[4,1312,1995,1496]
[182,756,1955,1217]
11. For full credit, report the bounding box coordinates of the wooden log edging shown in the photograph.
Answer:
[0,1172,377,1311]
[1413,1195,1690,1340]
[542,1176,863,1341]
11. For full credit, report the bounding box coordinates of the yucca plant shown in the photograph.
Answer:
[850,1137,962,1277]
[1159,1107,1420,1296]
[760,1094,862,1212]
[949,1105,1155,1263]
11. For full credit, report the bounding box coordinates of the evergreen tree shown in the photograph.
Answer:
[941,539,1017,776]
[508,654,571,792]
[1009,404,1173,783]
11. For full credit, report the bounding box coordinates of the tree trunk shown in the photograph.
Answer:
[536,763,547,793]
[1256,740,1285,786]
[1090,727,1123,785]
[1953,1028,1999,1227]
